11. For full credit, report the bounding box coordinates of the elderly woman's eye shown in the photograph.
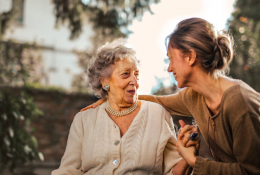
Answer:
[135,73,140,79]
[122,72,129,76]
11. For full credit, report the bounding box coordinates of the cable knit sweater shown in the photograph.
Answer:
[139,80,260,175]
[52,101,182,175]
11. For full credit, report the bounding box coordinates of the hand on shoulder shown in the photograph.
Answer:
[80,99,106,112]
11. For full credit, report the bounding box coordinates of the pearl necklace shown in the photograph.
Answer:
[106,102,138,117]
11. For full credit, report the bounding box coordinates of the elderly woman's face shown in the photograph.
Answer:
[106,58,139,105]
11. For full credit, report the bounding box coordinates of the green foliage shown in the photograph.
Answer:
[52,0,160,39]
[235,0,260,23]
[0,89,44,173]
[228,0,260,92]
[0,3,46,172]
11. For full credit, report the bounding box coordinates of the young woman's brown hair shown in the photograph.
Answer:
[166,18,234,77]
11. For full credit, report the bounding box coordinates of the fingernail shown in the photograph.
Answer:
[93,105,96,108]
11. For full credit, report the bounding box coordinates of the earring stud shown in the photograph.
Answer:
[103,84,110,91]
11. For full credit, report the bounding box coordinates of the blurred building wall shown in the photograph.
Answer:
[3,0,94,90]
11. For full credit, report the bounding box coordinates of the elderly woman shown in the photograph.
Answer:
[82,18,260,175]
[52,40,200,175]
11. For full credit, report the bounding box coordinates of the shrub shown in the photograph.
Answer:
[0,89,43,173]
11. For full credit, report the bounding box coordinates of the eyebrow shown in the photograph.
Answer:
[121,68,139,72]
[121,68,131,71]
[118,68,132,73]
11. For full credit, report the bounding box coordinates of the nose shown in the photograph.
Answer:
[167,64,172,73]
[129,74,138,86]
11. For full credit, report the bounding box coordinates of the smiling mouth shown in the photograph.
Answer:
[173,73,177,79]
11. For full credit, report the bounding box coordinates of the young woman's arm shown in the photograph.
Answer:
[139,88,192,117]
[81,88,194,117]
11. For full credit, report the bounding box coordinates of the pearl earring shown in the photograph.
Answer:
[103,84,110,91]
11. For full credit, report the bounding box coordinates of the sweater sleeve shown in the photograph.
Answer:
[162,109,183,175]
[193,156,247,175]
[139,88,192,116]
[52,112,84,175]
[193,112,260,175]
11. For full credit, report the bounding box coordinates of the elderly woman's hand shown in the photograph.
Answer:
[178,120,200,150]
[176,120,200,168]
[176,136,197,168]
[80,99,106,112]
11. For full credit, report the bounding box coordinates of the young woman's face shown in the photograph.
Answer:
[105,58,139,106]
[167,47,192,88]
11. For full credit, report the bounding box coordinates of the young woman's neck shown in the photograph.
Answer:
[187,70,238,113]
[187,70,224,113]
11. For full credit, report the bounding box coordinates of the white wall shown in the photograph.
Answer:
[4,0,94,89]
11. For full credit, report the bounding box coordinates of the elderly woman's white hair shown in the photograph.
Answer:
[87,39,139,99]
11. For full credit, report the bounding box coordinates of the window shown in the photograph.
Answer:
[14,0,24,25]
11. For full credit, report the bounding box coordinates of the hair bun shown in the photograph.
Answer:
[213,36,233,70]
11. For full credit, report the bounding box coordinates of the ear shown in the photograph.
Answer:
[188,49,197,66]
[100,77,106,86]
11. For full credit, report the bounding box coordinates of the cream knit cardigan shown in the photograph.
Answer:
[52,101,182,175]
